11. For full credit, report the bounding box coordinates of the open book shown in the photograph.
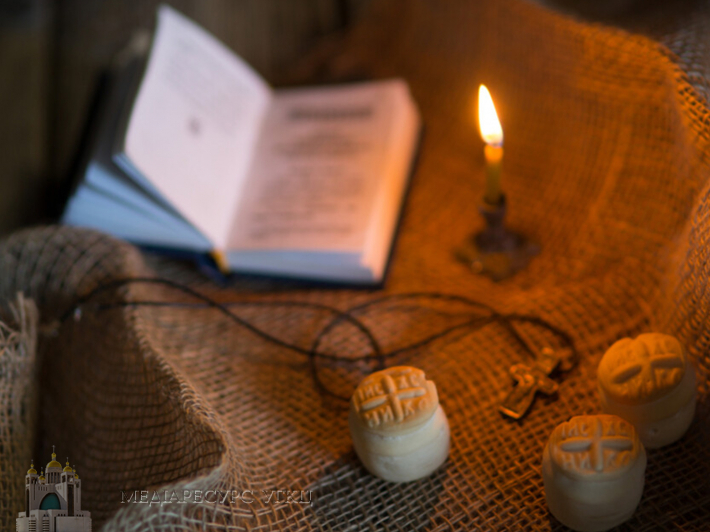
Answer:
[62,5,421,284]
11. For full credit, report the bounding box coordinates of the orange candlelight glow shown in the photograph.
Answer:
[478,85,503,146]
[478,85,504,205]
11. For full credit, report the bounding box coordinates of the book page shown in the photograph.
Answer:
[122,5,271,248]
[228,81,406,252]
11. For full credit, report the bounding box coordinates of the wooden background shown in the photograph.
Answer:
[0,0,368,235]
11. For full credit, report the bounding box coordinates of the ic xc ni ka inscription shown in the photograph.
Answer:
[352,367,438,432]
[551,415,640,478]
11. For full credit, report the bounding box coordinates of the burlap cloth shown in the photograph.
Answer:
[2,0,710,530]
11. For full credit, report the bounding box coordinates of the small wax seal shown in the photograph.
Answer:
[597,333,697,449]
[349,366,450,482]
[542,414,646,532]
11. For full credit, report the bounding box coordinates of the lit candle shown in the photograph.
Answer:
[478,85,504,205]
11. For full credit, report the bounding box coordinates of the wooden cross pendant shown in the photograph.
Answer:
[500,348,561,420]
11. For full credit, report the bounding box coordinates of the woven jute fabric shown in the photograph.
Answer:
[2,0,710,530]
[0,295,38,529]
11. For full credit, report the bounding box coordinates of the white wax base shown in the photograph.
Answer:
[542,446,646,532]
[628,386,697,449]
[600,362,697,449]
[349,405,450,482]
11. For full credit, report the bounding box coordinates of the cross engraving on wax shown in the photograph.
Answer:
[599,334,686,403]
[352,367,438,433]
[500,347,560,419]
[549,415,642,479]
[556,418,634,474]
[349,366,450,482]
[542,414,647,531]
[597,332,697,449]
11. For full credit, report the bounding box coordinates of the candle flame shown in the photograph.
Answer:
[478,85,503,146]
